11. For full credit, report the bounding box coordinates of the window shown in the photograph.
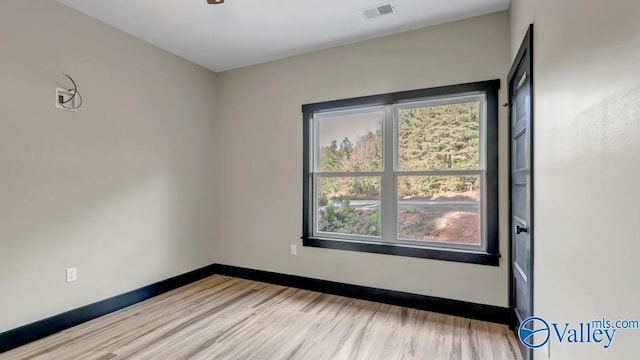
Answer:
[302,80,500,265]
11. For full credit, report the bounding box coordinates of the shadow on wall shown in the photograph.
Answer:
[0,0,217,333]
[0,119,215,331]
[0,79,216,332]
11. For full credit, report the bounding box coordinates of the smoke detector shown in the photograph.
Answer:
[361,2,397,20]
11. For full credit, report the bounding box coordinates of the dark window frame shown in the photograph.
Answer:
[302,80,501,266]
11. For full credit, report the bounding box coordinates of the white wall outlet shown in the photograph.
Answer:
[66,267,77,283]
[55,87,79,111]
[291,244,297,255]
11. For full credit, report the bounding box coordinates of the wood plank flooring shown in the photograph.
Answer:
[0,275,522,360]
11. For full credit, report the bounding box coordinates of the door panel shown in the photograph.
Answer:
[513,185,527,221]
[515,268,530,319]
[514,229,529,277]
[514,131,527,170]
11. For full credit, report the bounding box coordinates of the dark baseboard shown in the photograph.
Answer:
[0,264,218,354]
[212,264,511,325]
[1,263,510,354]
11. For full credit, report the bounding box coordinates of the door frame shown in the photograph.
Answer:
[508,23,534,356]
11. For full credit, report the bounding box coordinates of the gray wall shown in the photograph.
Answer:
[510,0,640,359]
[215,12,511,307]
[0,0,218,332]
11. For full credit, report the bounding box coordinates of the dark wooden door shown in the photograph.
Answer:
[509,24,534,360]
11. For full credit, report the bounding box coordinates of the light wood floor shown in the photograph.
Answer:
[1,275,522,360]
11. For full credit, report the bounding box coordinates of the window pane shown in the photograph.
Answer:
[397,101,480,171]
[317,176,381,237]
[397,175,480,245]
[317,110,383,172]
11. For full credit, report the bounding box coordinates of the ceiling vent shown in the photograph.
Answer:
[361,2,397,19]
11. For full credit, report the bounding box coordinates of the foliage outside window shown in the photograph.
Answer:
[302,81,500,265]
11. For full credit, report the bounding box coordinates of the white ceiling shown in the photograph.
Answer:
[56,0,510,72]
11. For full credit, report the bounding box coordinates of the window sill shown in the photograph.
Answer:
[302,237,500,266]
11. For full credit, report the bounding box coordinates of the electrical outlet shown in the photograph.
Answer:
[66,267,77,283]
[291,244,297,255]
